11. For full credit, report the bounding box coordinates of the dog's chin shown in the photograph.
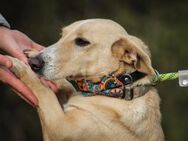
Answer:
[40,71,63,81]
[41,74,57,81]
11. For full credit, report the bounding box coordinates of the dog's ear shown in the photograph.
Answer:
[111,37,155,75]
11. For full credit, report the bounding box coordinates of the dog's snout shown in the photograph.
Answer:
[29,55,44,73]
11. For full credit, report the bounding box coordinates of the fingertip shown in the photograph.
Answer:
[28,92,39,107]
[19,88,39,107]
[32,43,45,51]
[0,55,12,68]
[5,59,12,68]
[12,88,38,107]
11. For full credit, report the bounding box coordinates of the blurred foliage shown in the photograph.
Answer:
[0,0,188,140]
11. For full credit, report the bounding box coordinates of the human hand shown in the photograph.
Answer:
[0,27,43,62]
[0,27,44,107]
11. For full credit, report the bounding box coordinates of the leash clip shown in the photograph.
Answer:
[179,70,188,87]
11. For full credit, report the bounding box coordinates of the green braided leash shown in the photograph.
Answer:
[152,72,179,83]
[152,70,188,87]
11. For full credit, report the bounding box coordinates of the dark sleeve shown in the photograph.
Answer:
[0,14,10,28]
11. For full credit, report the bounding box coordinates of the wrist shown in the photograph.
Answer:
[0,26,11,48]
[0,26,11,35]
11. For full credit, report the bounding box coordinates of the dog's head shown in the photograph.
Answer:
[29,19,155,81]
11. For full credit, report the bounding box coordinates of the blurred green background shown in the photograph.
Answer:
[0,0,187,141]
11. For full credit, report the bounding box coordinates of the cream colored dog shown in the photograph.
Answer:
[10,19,164,141]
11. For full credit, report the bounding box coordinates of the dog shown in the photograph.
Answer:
[9,19,164,141]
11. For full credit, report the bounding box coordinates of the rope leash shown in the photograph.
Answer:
[152,72,179,82]
[152,70,188,87]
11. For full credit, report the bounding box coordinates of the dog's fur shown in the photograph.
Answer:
[10,19,164,141]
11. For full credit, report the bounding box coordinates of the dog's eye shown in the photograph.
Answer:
[125,50,130,54]
[75,38,90,47]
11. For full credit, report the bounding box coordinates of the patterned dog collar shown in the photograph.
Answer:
[68,71,149,100]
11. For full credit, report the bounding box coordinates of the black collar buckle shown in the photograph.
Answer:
[122,74,133,85]
[117,71,146,85]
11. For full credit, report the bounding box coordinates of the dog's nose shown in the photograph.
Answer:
[29,55,44,73]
